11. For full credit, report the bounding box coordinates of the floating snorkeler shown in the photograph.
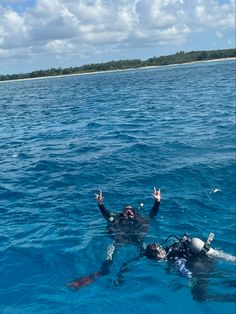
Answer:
[144,233,236,302]
[67,187,161,289]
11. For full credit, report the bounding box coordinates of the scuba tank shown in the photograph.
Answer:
[189,233,215,255]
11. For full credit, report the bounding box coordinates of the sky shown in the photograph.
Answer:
[0,0,235,75]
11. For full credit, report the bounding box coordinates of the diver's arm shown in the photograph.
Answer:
[95,190,112,221]
[98,203,112,220]
[149,187,161,218]
[173,257,192,278]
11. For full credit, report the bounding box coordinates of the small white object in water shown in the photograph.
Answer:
[12,154,18,158]
[140,203,144,207]
[211,188,221,193]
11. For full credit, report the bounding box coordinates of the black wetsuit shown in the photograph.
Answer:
[67,200,160,289]
[98,200,160,246]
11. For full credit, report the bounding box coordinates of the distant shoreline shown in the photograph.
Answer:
[0,57,235,84]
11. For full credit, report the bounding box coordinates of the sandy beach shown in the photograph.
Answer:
[0,57,235,84]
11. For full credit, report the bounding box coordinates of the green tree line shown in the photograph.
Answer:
[1,49,235,81]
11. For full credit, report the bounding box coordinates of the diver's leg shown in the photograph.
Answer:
[116,255,142,285]
[190,275,211,302]
[67,241,119,289]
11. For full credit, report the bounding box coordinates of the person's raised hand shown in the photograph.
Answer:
[95,190,104,203]
[153,187,161,202]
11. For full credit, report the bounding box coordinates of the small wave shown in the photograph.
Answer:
[0,185,25,200]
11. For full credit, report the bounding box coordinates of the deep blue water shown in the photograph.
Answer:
[0,60,235,314]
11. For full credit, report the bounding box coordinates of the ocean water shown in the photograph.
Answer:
[0,60,235,314]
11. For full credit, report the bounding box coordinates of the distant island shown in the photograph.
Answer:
[1,48,235,82]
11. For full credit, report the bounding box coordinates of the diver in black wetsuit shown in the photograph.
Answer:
[68,188,161,289]
[95,188,161,246]
[144,234,236,302]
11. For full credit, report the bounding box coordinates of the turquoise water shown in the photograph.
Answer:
[0,60,235,313]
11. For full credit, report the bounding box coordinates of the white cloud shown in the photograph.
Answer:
[193,0,235,28]
[0,7,28,48]
[0,0,235,72]
[215,31,223,38]
[0,0,26,3]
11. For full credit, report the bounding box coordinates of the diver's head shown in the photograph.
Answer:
[189,238,204,254]
[144,243,167,260]
[122,205,136,218]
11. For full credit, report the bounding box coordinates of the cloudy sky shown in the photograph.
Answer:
[0,0,235,74]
